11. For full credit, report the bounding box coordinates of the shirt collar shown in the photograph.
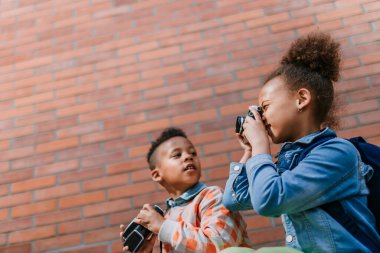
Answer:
[279,127,337,152]
[165,182,207,209]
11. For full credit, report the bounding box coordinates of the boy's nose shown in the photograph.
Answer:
[184,153,193,161]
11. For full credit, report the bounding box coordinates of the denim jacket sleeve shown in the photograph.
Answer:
[222,162,253,211]
[246,139,362,217]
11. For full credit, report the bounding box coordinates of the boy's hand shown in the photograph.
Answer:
[135,204,165,234]
[119,224,156,253]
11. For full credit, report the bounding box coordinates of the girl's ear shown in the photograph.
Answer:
[296,88,312,111]
[151,168,162,182]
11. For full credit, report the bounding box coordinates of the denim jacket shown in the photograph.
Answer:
[223,128,380,253]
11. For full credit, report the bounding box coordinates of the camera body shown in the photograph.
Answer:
[235,106,263,134]
[122,205,164,253]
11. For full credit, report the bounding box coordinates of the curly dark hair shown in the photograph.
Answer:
[265,31,341,128]
[147,127,187,170]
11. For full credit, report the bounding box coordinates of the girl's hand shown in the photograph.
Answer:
[236,133,252,152]
[243,106,270,156]
[236,133,252,163]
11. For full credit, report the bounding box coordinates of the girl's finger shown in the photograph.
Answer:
[248,106,263,123]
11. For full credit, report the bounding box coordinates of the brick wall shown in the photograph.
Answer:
[1,0,380,252]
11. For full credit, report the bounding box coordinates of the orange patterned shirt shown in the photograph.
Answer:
[158,183,252,252]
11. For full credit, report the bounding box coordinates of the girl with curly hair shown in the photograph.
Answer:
[222,32,380,252]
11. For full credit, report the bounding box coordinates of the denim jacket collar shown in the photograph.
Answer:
[279,127,337,154]
[165,182,207,209]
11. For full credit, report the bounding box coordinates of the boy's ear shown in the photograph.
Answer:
[151,167,162,182]
[296,88,312,111]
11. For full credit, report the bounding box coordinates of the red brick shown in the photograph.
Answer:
[0,146,33,161]
[35,209,81,226]
[59,216,105,235]
[169,87,213,105]
[83,173,129,192]
[12,176,56,193]
[118,41,159,56]
[15,91,54,107]
[107,158,146,175]
[83,198,131,217]
[142,64,184,79]
[35,182,81,201]
[60,191,106,209]
[339,99,378,116]
[61,245,108,253]
[173,109,217,125]
[108,181,156,200]
[317,6,362,22]
[12,199,57,218]
[360,51,380,65]
[34,234,82,253]
[9,225,55,244]
[0,125,34,141]
[98,73,140,89]
[15,111,55,127]
[57,102,98,117]
[11,153,54,170]
[339,123,380,139]
[82,151,125,168]
[342,63,380,80]
[59,167,104,184]
[83,227,116,244]
[36,97,77,112]
[201,153,230,169]
[0,217,33,233]
[246,12,289,29]
[249,226,285,244]
[57,122,101,138]
[0,209,8,221]
[36,137,79,153]
[144,83,188,99]
[272,16,315,33]
[126,119,170,135]
[56,83,97,98]
[36,160,79,176]
[0,106,33,121]
[0,244,32,253]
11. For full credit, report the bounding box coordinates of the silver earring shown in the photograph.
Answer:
[298,108,303,112]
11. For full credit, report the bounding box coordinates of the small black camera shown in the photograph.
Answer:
[235,106,263,134]
[122,205,164,253]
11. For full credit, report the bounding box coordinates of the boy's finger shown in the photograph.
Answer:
[120,224,125,232]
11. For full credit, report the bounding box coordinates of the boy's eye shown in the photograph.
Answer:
[191,151,197,156]
[172,153,181,158]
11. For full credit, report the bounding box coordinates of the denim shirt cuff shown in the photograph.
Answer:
[246,154,273,175]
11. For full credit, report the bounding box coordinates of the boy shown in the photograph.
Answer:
[120,127,252,252]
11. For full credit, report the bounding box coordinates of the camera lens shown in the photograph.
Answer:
[235,116,245,134]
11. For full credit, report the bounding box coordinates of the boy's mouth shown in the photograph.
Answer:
[184,164,196,171]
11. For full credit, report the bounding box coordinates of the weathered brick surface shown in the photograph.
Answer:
[0,1,379,252]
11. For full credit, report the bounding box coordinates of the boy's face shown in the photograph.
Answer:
[152,136,201,194]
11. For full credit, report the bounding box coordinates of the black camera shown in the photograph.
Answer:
[235,106,263,134]
[122,205,164,253]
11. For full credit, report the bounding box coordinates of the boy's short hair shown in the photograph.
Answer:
[147,127,187,170]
